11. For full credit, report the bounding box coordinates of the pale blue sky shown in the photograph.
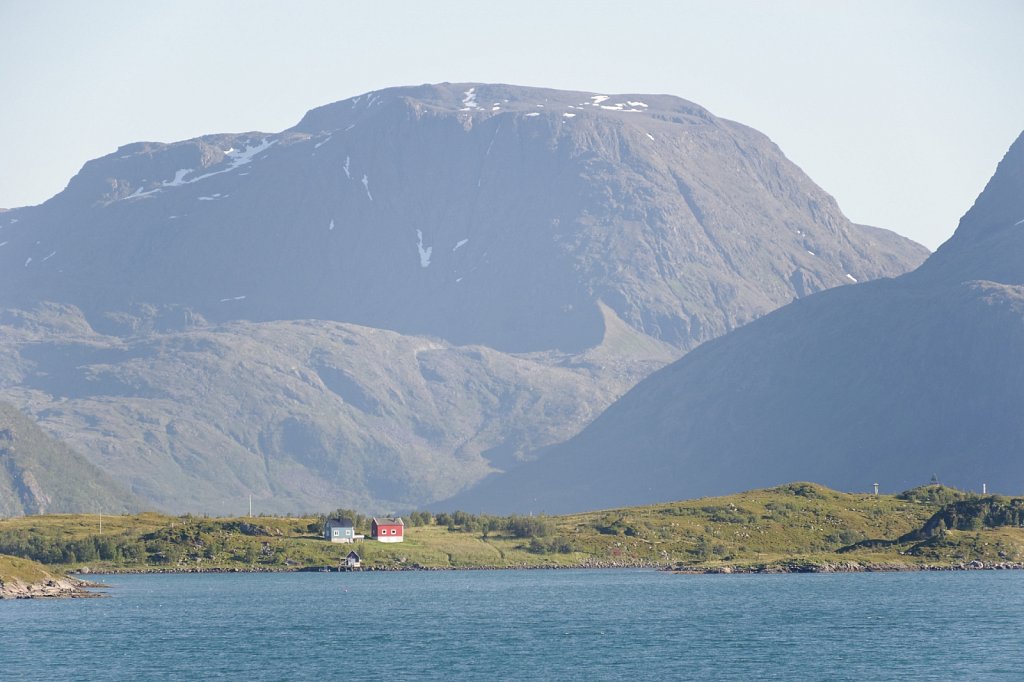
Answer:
[2,0,1022,249]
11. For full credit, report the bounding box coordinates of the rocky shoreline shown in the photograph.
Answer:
[672,559,1024,574]
[0,576,106,599]
[74,557,667,575]
[68,557,1024,577]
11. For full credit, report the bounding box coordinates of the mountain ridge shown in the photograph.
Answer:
[0,83,927,353]
[444,131,1024,514]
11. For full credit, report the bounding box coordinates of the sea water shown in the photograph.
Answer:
[2,569,1023,680]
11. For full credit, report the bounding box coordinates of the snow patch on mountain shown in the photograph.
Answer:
[580,95,647,113]
[119,138,276,203]
[164,169,193,187]
[461,87,479,111]
[416,230,433,267]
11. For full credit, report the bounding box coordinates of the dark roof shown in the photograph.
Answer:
[326,517,354,528]
[347,551,360,560]
[372,517,404,526]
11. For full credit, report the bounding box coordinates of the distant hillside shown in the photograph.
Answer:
[0,402,140,516]
[447,131,1024,514]
[0,303,664,514]
[1,483,1021,573]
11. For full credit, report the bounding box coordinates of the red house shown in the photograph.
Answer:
[371,517,405,543]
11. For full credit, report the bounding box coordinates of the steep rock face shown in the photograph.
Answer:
[446,132,1024,514]
[0,84,925,354]
[0,402,139,516]
[0,84,929,513]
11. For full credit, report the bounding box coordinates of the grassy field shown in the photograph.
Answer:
[0,554,58,584]
[1,483,1022,574]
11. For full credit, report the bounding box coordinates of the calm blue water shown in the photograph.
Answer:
[2,569,1023,680]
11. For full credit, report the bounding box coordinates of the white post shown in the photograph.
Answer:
[249,495,253,518]
[983,483,987,495]
[873,482,879,496]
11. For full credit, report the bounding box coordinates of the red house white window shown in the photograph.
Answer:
[372,518,405,542]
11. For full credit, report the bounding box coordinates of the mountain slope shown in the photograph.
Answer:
[0,84,928,513]
[0,402,139,516]
[1,303,667,514]
[446,131,1024,514]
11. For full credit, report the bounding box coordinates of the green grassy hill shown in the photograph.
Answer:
[0,553,95,598]
[0,482,1021,573]
[0,554,57,584]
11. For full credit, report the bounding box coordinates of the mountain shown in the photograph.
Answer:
[0,401,139,516]
[0,84,926,513]
[445,132,1024,514]
[0,83,925,353]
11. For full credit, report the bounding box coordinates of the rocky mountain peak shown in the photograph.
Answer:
[290,83,715,133]
[944,131,1024,248]
[912,131,1024,287]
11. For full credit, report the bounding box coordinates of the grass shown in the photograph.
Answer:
[0,554,60,585]
[0,482,1021,573]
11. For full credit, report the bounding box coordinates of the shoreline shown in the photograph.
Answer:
[0,576,107,599]
[71,558,1024,577]
[77,559,663,576]
[672,559,1024,574]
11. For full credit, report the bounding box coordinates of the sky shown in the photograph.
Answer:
[1,1,1022,250]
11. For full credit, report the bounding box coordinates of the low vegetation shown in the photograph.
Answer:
[0,554,57,585]
[0,483,1021,574]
